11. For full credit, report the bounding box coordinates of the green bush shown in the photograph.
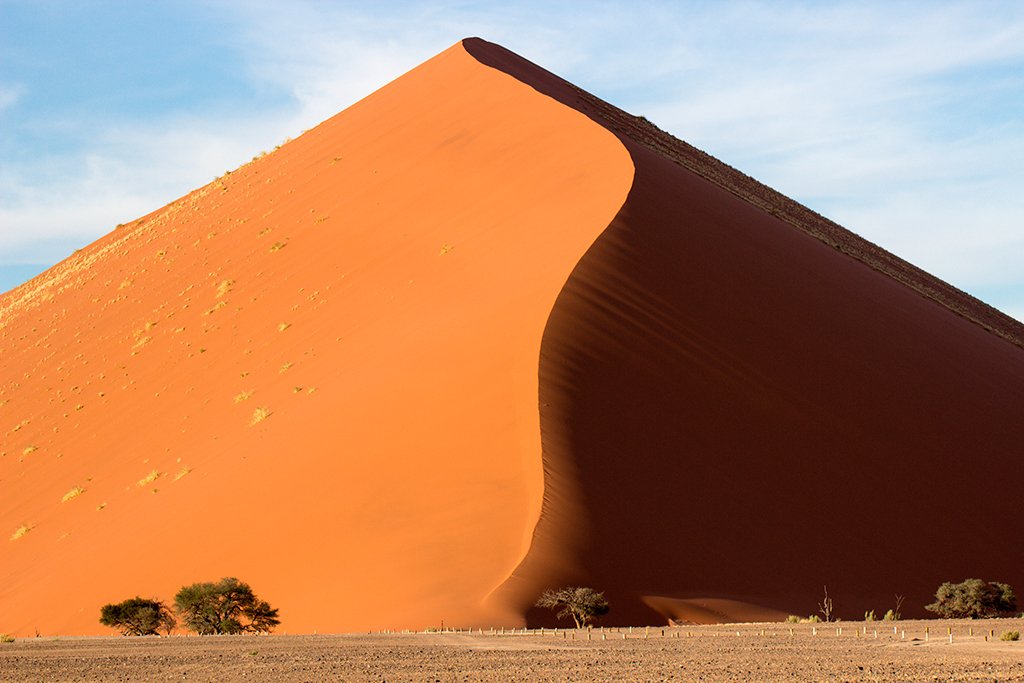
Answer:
[0,634,14,643]
[925,579,1016,619]
[864,610,876,622]
[882,609,898,621]
[805,615,821,623]
[1000,630,1020,642]
[99,597,176,636]
[174,577,279,635]
[785,615,800,624]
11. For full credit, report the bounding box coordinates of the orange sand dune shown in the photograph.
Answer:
[3,38,1023,636]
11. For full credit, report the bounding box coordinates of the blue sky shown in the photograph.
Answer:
[1,1,1022,321]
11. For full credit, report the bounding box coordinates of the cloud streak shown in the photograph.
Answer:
[0,111,292,263]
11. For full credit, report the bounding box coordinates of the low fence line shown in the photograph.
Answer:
[365,620,1022,645]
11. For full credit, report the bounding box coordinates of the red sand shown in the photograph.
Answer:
[2,38,1022,636]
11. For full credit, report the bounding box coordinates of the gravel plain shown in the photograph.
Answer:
[2,619,1022,682]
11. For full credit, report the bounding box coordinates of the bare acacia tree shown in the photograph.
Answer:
[536,587,610,628]
[818,586,834,622]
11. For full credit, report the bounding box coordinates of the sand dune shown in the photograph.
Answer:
[1,38,1021,636]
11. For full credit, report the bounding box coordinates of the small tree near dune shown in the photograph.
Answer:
[818,586,835,622]
[882,595,905,621]
[925,579,1016,619]
[536,586,610,628]
[174,577,280,634]
[99,597,176,636]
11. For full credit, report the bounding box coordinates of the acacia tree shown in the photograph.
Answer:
[536,587,610,628]
[925,579,1016,618]
[174,577,280,634]
[99,597,176,636]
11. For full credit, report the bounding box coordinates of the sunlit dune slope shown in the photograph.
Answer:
[464,39,1024,625]
[0,41,633,635]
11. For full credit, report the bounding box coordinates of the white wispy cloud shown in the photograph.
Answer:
[0,111,293,263]
[212,1,575,132]
[0,84,23,112]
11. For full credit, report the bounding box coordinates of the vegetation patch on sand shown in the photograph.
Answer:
[61,486,86,503]
[137,470,162,487]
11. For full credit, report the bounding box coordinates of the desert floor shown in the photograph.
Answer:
[1,619,1022,682]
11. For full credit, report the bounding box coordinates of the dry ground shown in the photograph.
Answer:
[1,619,1022,682]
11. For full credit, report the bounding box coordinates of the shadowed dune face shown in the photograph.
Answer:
[0,42,632,635]
[463,38,1024,625]
[532,143,1024,623]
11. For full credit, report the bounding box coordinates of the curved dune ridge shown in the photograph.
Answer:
[2,38,1022,636]
[0,40,633,635]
